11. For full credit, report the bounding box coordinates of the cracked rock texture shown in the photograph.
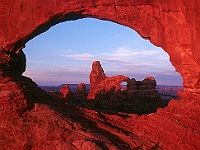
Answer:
[0,0,200,149]
[0,0,200,93]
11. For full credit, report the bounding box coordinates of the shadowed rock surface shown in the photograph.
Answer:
[82,61,164,114]
[0,66,200,149]
[74,83,87,100]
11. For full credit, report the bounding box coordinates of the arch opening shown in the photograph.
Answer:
[1,1,200,94]
[120,82,127,91]
[23,18,182,87]
[22,18,183,115]
[0,2,200,149]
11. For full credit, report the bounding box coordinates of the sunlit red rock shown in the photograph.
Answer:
[88,62,161,104]
[88,61,128,100]
[89,61,106,90]
[0,0,200,92]
[0,0,200,149]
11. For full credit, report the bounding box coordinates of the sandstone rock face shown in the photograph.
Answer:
[88,75,129,100]
[127,78,137,92]
[14,50,26,75]
[0,0,200,93]
[0,1,200,149]
[88,61,128,100]
[89,61,106,90]
[0,65,35,118]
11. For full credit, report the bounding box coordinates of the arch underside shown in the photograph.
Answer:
[1,0,200,93]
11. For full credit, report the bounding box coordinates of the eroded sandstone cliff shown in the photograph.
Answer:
[0,0,200,149]
[0,0,200,92]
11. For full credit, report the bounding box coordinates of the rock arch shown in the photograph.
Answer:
[0,0,200,93]
[0,1,200,149]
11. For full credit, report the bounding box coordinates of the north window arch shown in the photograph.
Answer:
[23,18,182,87]
[1,1,199,93]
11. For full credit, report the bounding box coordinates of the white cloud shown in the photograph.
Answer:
[100,47,159,58]
[59,47,173,72]
[62,53,97,61]
[27,60,46,64]
[109,35,122,40]
[24,45,181,86]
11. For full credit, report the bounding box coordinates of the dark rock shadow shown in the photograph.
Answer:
[21,81,133,149]
[61,91,169,116]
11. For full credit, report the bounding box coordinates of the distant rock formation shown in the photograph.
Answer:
[74,83,87,100]
[88,75,129,100]
[89,61,106,90]
[126,76,161,102]
[88,61,128,100]
[141,76,156,89]
[87,61,161,103]
[59,84,73,99]
[126,78,138,93]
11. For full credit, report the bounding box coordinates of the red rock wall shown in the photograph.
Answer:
[0,1,200,149]
[0,1,200,90]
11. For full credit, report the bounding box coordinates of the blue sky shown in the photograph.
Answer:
[23,18,182,86]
